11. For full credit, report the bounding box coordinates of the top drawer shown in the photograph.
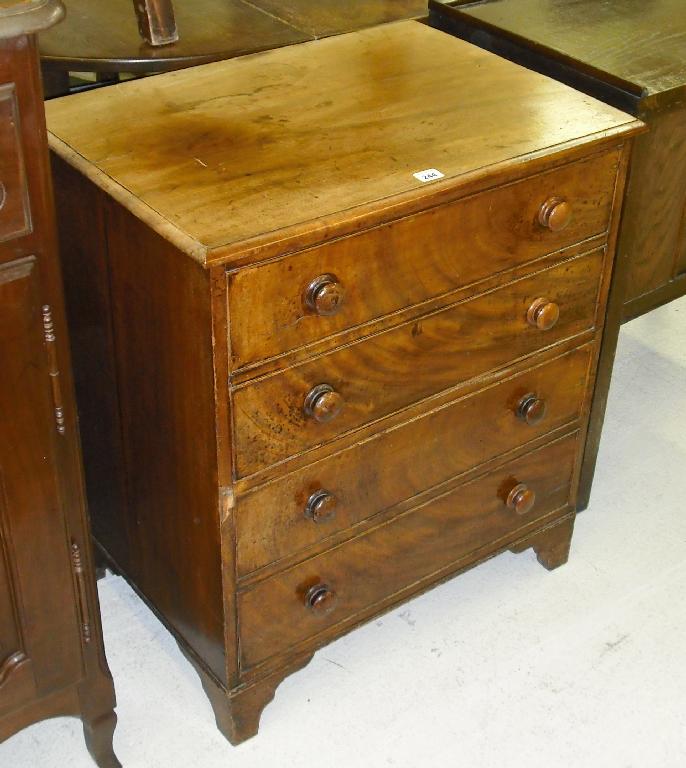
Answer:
[0,84,31,244]
[228,150,620,368]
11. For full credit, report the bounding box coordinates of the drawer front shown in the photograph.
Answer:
[233,249,604,477]
[228,150,619,368]
[238,433,578,668]
[236,345,592,576]
[0,85,31,244]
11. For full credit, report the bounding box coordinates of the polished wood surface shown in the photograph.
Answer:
[233,250,604,477]
[433,0,686,101]
[40,0,426,74]
[49,20,641,745]
[41,0,308,72]
[235,346,593,578]
[255,0,427,37]
[619,109,686,311]
[228,150,620,368]
[0,4,118,764]
[428,0,686,510]
[238,434,579,669]
[45,23,637,267]
[430,0,686,315]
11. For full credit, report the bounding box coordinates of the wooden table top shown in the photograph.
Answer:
[432,0,686,102]
[46,21,641,268]
[39,0,427,73]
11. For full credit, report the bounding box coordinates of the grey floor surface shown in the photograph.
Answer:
[2,296,684,768]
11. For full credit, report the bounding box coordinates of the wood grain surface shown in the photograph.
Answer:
[45,22,638,265]
[228,150,619,368]
[45,15,639,744]
[232,249,604,477]
[434,0,686,98]
[253,0,427,37]
[102,202,228,684]
[620,108,686,305]
[235,345,593,577]
[238,432,578,669]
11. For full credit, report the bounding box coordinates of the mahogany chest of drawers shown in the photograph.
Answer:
[0,2,118,765]
[46,21,642,744]
[429,0,686,506]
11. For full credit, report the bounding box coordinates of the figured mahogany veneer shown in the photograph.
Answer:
[235,346,593,578]
[239,433,578,669]
[228,150,620,369]
[233,249,604,477]
[0,2,119,765]
[46,21,642,745]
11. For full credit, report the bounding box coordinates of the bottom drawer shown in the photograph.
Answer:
[238,432,579,669]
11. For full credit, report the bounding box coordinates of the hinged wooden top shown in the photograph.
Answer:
[46,21,642,268]
[0,0,63,37]
[431,0,686,109]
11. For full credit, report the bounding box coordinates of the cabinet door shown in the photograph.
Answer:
[0,255,82,714]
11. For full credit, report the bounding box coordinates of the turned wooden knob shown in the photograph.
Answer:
[303,274,345,317]
[516,393,547,426]
[538,197,573,232]
[506,483,536,516]
[305,584,337,614]
[527,297,559,330]
[0,182,6,211]
[303,384,344,423]
[304,490,338,523]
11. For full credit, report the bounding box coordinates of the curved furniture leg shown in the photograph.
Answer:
[510,515,575,571]
[196,655,314,746]
[83,708,121,768]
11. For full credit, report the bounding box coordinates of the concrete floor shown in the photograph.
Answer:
[3,296,685,768]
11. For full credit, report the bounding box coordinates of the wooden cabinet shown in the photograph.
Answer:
[0,3,119,766]
[429,0,686,507]
[45,21,643,745]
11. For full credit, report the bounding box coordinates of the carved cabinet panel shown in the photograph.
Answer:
[0,4,119,764]
[0,256,82,713]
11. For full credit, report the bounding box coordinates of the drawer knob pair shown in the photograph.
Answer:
[516,393,546,426]
[538,197,572,232]
[304,383,344,423]
[305,584,337,614]
[506,482,536,516]
[305,490,338,523]
[527,297,560,331]
[304,273,345,317]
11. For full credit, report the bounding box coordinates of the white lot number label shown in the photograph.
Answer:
[413,168,445,183]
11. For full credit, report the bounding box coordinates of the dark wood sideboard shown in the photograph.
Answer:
[0,2,119,765]
[429,0,686,508]
[46,21,642,745]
